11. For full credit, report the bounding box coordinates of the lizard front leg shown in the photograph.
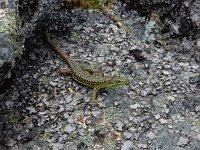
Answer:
[92,87,100,106]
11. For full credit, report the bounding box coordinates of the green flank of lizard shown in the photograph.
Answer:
[45,33,128,105]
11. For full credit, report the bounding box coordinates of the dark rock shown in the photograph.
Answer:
[16,0,73,43]
[189,75,200,89]
[122,0,200,63]
[3,138,17,147]
[122,0,200,40]
[0,0,23,89]
[130,49,145,62]
[0,33,16,88]
[0,1,7,9]
[77,142,88,150]
[182,94,200,112]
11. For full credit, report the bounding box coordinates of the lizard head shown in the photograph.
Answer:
[108,75,129,87]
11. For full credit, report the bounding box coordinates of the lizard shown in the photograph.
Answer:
[45,33,129,106]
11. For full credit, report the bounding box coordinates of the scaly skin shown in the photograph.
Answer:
[45,33,128,105]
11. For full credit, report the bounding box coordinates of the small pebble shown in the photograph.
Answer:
[195,105,200,112]
[64,125,76,133]
[115,121,124,131]
[130,103,140,109]
[121,140,134,150]
[177,137,189,147]
[146,131,156,140]
[159,118,168,124]
[123,132,133,139]
[154,114,161,120]
[49,81,57,86]
[138,143,147,149]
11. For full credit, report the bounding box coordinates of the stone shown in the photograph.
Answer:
[91,110,101,117]
[64,124,76,133]
[49,81,57,86]
[4,138,17,147]
[154,114,161,120]
[138,143,147,149]
[115,121,124,131]
[0,33,17,87]
[130,103,140,109]
[162,70,170,75]
[140,90,148,96]
[121,140,134,150]
[49,143,64,150]
[146,131,156,140]
[123,132,133,139]
[195,105,200,112]
[177,137,189,147]
[159,118,168,124]
[26,106,37,114]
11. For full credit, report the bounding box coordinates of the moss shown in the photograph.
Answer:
[66,130,78,143]
[80,133,94,146]
[4,112,21,124]
[39,129,50,141]
[60,122,67,134]
[95,124,109,134]
[106,140,117,150]
[80,0,104,9]
[103,106,119,121]
[0,9,17,45]
[71,31,78,38]
[190,118,200,127]
[42,75,53,84]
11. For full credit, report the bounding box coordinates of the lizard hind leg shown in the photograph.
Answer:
[57,67,72,75]
[92,87,101,106]
[81,65,103,77]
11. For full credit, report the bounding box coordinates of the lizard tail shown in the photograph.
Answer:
[44,32,70,58]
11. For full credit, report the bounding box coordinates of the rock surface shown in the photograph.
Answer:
[0,0,21,88]
[0,33,15,87]
[0,0,199,150]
